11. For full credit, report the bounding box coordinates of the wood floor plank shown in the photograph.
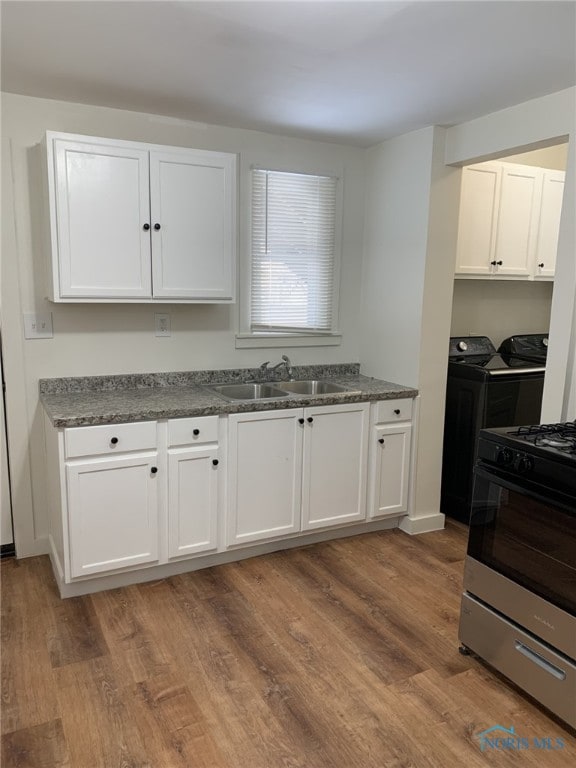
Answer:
[131,673,228,768]
[270,547,426,684]
[54,655,153,768]
[141,577,319,768]
[0,558,60,734]
[169,570,341,768]
[47,595,109,669]
[1,718,69,768]
[226,556,453,768]
[90,585,171,686]
[444,668,575,767]
[279,543,467,680]
[2,520,574,767]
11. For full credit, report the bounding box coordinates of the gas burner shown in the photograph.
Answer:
[536,435,576,451]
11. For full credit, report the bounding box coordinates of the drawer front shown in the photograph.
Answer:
[459,593,576,729]
[374,398,413,423]
[65,421,157,459]
[168,415,219,447]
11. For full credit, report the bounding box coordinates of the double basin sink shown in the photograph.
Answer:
[207,379,360,401]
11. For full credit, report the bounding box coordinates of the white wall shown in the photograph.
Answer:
[1,93,366,556]
[445,87,576,422]
[359,126,460,532]
[450,281,554,348]
[501,143,568,170]
[359,127,434,387]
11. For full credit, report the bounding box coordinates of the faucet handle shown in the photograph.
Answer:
[281,354,293,378]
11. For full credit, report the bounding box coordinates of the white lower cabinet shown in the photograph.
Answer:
[301,403,369,531]
[226,410,303,546]
[167,444,219,559]
[226,402,370,546]
[368,424,412,518]
[367,398,413,519]
[67,452,159,578]
[45,398,413,594]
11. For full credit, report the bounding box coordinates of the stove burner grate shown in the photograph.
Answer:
[510,421,576,454]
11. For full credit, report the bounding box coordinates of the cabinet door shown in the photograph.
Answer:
[493,164,542,278]
[455,163,501,276]
[150,150,236,301]
[368,424,411,519]
[301,403,369,531]
[227,410,302,546]
[66,453,159,578]
[167,446,218,559]
[52,138,152,298]
[534,170,565,279]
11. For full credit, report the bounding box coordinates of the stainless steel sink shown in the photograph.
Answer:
[276,380,359,395]
[206,383,290,401]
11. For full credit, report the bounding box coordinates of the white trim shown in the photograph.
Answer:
[235,333,342,349]
[398,512,446,535]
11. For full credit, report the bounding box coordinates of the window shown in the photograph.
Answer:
[249,168,338,335]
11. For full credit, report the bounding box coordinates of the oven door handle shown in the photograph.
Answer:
[515,641,567,681]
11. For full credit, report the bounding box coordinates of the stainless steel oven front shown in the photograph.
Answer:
[459,438,576,729]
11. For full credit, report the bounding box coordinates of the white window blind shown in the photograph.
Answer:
[250,169,337,333]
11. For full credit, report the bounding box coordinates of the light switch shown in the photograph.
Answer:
[23,312,53,339]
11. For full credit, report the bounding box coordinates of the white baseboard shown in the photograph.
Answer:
[398,512,445,535]
[14,536,49,559]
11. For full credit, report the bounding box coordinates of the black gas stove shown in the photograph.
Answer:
[461,419,576,729]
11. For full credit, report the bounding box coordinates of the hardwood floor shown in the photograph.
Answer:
[1,521,574,767]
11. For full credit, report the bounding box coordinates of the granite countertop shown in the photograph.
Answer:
[40,364,418,428]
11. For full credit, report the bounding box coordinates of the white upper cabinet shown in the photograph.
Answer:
[492,163,540,277]
[455,163,501,277]
[51,139,152,299]
[150,151,235,300]
[533,170,565,280]
[455,160,565,281]
[45,132,237,302]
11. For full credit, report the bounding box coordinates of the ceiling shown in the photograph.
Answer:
[1,0,575,147]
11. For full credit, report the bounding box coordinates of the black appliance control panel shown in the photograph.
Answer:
[493,446,534,473]
[449,336,496,358]
[477,430,576,502]
[498,334,549,363]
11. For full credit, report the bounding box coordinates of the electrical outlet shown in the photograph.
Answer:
[155,313,171,337]
[23,312,53,339]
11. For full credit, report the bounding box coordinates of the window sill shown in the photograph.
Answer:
[235,333,342,349]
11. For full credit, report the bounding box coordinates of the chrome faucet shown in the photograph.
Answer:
[258,355,294,380]
[271,355,293,379]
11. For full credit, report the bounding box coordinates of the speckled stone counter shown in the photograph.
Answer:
[40,364,418,428]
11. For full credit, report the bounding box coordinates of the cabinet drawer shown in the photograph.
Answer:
[168,415,219,447]
[374,398,413,423]
[65,421,157,459]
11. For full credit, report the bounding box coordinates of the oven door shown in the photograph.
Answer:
[464,464,576,658]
